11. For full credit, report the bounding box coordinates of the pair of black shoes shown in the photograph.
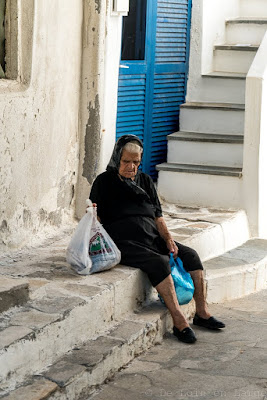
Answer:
[173,315,225,344]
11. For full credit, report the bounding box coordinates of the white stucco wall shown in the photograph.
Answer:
[186,0,239,102]
[99,2,123,172]
[0,0,83,252]
[243,31,267,238]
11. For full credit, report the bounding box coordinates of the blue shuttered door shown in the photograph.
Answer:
[116,0,192,178]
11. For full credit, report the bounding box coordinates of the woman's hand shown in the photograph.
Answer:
[166,238,179,258]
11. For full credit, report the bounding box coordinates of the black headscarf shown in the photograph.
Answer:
[106,134,143,174]
[106,134,150,202]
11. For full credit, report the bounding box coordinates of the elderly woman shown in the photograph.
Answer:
[90,134,225,344]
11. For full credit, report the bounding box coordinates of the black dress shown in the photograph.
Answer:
[89,170,203,287]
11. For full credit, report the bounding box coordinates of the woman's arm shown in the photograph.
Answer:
[155,216,178,258]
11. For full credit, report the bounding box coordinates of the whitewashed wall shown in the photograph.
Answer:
[243,31,267,238]
[186,0,239,102]
[0,0,83,252]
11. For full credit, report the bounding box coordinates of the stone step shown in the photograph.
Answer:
[213,44,258,74]
[194,72,246,103]
[180,102,245,134]
[0,302,194,399]
[226,18,267,46]
[0,277,29,313]
[161,204,250,264]
[167,132,243,168]
[240,0,267,18]
[156,163,243,209]
[205,239,267,303]
[0,264,151,394]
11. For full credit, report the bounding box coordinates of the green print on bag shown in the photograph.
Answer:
[89,232,112,256]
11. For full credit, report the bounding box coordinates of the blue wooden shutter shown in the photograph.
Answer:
[116,0,192,178]
[147,0,192,178]
[116,74,146,143]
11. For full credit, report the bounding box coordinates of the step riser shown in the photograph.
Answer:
[214,49,256,73]
[206,261,267,303]
[240,0,267,17]
[47,312,177,400]
[197,77,245,103]
[180,108,244,134]
[0,269,147,393]
[0,278,29,313]
[157,170,243,209]
[226,23,267,46]
[182,210,250,263]
[167,140,243,167]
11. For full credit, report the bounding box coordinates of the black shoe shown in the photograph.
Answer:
[173,326,197,344]
[193,314,225,330]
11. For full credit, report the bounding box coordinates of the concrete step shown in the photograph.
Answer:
[205,239,267,303]
[167,132,243,167]
[2,302,192,399]
[180,102,245,134]
[213,44,258,74]
[156,163,243,209]
[161,204,250,263]
[0,277,29,313]
[240,0,267,18]
[0,264,151,394]
[197,72,246,103]
[226,18,267,46]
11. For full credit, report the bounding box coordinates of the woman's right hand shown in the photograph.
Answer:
[166,238,179,258]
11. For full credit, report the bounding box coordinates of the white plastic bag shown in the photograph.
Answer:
[66,202,121,275]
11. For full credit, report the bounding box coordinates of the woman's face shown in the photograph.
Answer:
[119,149,141,179]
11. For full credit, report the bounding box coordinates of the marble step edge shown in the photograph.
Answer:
[180,102,245,111]
[226,17,267,24]
[214,44,259,51]
[0,302,195,400]
[202,71,246,79]
[156,163,243,177]
[167,131,244,144]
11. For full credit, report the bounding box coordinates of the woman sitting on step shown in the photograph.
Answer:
[89,134,225,344]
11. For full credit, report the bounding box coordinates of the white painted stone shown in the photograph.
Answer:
[226,20,267,46]
[0,268,147,393]
[213,48,257,74]
[186,0,240,103]
[157,170,243,209]
[180,107,244,134]
[167,139,243,167]
[243,31,267,238]
[193,75,246,104]
[240,0,267,18]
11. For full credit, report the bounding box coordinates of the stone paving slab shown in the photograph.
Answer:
[88,290,267,400]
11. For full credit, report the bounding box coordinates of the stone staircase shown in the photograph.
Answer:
[0,207,266,399]
[156,1,267,209]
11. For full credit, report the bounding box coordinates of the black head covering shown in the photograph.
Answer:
[106,134,143,173]
[106,135,149,202]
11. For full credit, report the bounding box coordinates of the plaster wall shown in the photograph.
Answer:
[243,31,267,238]
[186,0,240,102]
[75,0,123,218]
[0,0,83,252]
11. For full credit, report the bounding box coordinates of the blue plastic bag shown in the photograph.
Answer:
[159,253,194,305]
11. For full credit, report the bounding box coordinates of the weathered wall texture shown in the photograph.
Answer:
[75,0,107,218]
[0,0,83,252]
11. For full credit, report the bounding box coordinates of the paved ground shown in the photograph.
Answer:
[89,290,267,400]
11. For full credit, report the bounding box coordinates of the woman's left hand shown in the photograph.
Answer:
[166,239,179,258]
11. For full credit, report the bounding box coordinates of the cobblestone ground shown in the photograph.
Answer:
[89,290,267,400]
